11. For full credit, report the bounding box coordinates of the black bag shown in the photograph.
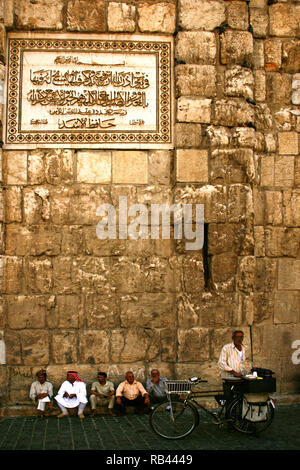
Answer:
[252,367,275,379]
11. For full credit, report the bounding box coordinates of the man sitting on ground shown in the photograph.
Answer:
[29,369,53,417]
[55,371,88,419]
[115,371,150,415]
[90,371,116,417]
[146,369,167,406]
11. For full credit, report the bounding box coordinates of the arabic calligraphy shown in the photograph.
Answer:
[30,69,150,89]
[58,117,116,129]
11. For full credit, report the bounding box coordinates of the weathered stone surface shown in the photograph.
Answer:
[178,0,226,31]
[15,0,63,29]
[220,31,253,66]
[52,331,78,364]
[108,2,136,32]
[255,70,266,102]
[4,151,27,185]
[278,132,299,156]
[283,190,300,227]
[210,149,257,184]
[265,39,282,71]
[250,7,268,38]
[79,330,110,364]
[177,328,209,362]
[77,151,111,184]
[265,227,300,258]
[112,151,148,184]
[176,65,216,97]
[148,151,171,186]
[175,185,227,224]
[67,0,105,31]
[111,328,160,362]
[274,292,300,324]
[227,2,249,30]
[138,2,175,33]
[176,149,208,183]
[4,187,22,223]
[274,156,294,188]
[225,66,254,100]
[211,253,238,291]
[264,191,283,225]
[282,41,300,73]
[177,97,212,123]
[266,74,291,106]
[214,100,254,127]
[120,293,175,328]
[260,156,274,187]
[278,259,300,291]
[269,4,300,38]
[175,32,216,64]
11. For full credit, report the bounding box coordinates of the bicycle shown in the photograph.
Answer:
[149,376,275,440]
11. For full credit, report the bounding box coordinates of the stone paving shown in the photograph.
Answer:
[0,403,299,452]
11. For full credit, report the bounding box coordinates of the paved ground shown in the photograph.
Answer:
[0,403,299,458]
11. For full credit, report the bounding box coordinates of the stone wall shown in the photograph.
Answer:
[0,0,300,413]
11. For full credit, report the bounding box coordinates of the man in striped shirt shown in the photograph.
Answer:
[218,330,250,424]
[218,330,248,379]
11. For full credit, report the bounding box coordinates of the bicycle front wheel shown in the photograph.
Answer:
[150,400,199,440]
[228,398,275,434]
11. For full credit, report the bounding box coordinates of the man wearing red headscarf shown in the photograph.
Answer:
[55,371,88,419]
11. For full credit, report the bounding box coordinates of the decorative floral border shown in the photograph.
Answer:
[5,36,172,147]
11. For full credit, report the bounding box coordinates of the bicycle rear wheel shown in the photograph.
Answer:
[150,400,199,439]
[228,397,275,434]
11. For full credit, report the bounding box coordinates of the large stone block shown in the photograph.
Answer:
[79,330,110,364]
[178,0,226,31]
[211,253,238,292]
[177,97,212,124]
[49,295,81,329]
[15,0,63,29]
[260,156,274,187]
[174,185,227,224]
[227,1,249,30]
[274,156,294,188]
[83,293,119,329]
[24,258,53,294]
[175,32,217,64]
[228,184,254,223]
[23,187,50,224]
[4,187,22,223]
[175,123,203,148]
[176,149,208,183]
[51,331,78,364]
[283,190,300,227]
[278,259,300,291]
[120,293,175,328]
[138,2,176,33]
[250,7,268,38]
[177,328,209,362]
[4,151,27,185]
[111,328,160,362]
[148,151,171,186]
[269,4,300,37]
[265,227,300,258]
[278,132,299,155]
[264,190,283,225]
[176,65,216,97]
[274,292,300,324]
[210,148,256,184]
[108,2,136,32]
[77,151,111,184]
[6,295,50,329]
[225,66,254,100]
[67,0,105,31]
[266,74,292,106]
[21,330,49,366]
[220,31,253,66]
[112,151,148,184]
[282,41,300,73]
[213,100,254,127]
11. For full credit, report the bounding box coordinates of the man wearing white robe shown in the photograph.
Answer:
[55,371,88,419]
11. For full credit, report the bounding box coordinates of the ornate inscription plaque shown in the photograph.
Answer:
[4,33,174,149]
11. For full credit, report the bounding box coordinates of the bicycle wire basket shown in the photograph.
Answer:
[164,380,193,395]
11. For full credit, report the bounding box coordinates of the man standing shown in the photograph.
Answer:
[55,371,88,419]
[29,369,53,417]
[218,330,249,379]
[218,330,250,421]
[146,369,167,405]
[115,371,150,415]
[90,372,116,417]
